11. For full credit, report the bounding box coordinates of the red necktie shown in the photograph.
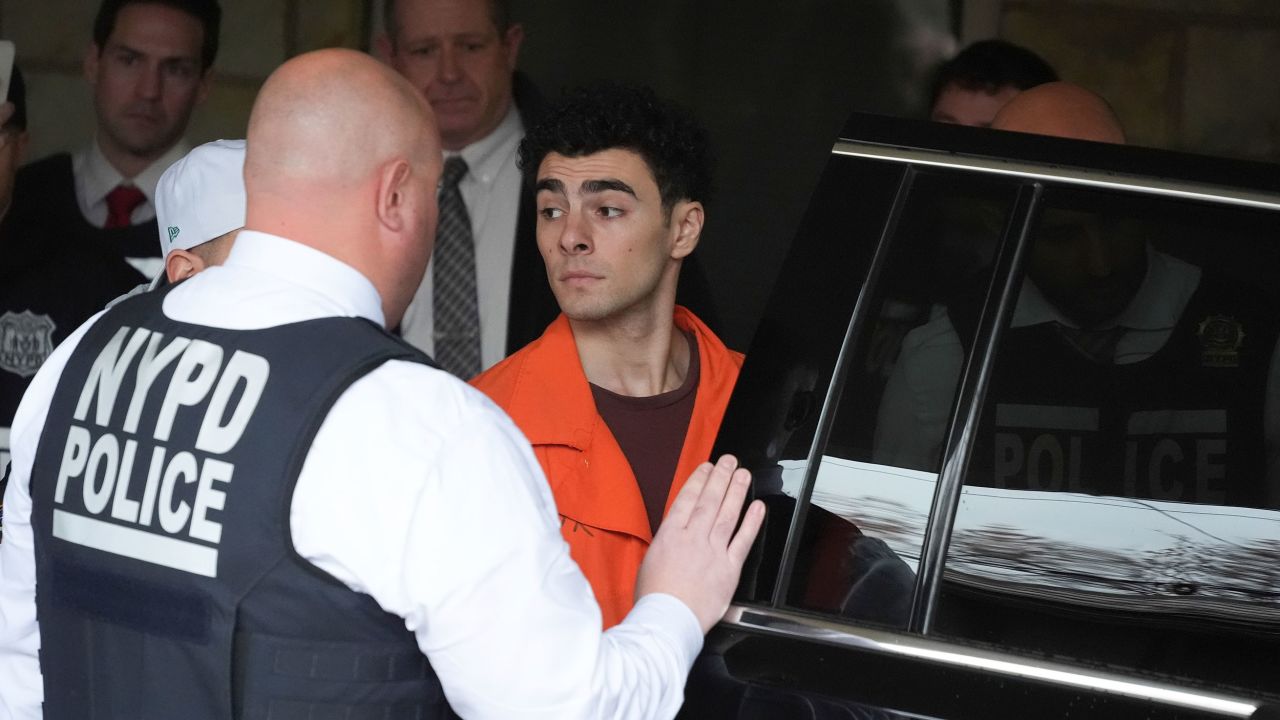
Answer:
[105,184,146,229]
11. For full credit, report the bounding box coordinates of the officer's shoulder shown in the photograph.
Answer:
[348,358,508,428]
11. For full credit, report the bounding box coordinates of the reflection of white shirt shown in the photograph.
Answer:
[399,105,524,371]
[873,249,1280,490]
[0,231,700,720]
[1010,250,1201,364]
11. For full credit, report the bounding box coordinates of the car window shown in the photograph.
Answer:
[771,169,1023,628]
[716,156,906,605]
[932,184,1280,700]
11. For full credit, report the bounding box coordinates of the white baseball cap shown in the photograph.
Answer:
[155,139,247,256]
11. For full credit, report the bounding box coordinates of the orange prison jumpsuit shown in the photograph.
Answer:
[471,307,743,628]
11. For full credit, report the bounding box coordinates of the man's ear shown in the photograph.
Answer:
[669,200,703,260]
[15,130,30,166]
[83,43,101,86]
[374,33,395,64]
[195,68,213,105]
[502,24,525,70]
[165,249,205,284]
[376,159,415,233]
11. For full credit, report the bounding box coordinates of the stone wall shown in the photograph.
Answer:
[0,0,371,162]
[964,0,1280,161]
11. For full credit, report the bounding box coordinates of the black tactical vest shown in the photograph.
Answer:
[963,280,1276,509]
[29,285,456,719]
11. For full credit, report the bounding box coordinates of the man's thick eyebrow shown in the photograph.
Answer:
[105,41,143,56]
[581,179,636,198]
[535,178,566,194]
[107,41,199,64]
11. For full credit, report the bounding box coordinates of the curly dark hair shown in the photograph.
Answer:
[518,82,713,210]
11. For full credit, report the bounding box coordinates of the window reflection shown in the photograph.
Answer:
[936,186,1280,699]
[871,193,1009,472]
[965,189,1280,509]
[717,158,906,606]
[781,171,1018,628]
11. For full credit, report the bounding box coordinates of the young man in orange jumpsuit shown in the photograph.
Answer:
[471,83,742,628]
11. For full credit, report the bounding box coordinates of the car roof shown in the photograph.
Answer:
[836,112,1280,209]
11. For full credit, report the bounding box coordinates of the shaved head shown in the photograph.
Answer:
[244,49,443,328]
[991,81,1125,144]
[246,48,437,193]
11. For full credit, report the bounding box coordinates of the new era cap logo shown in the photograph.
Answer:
[168,226,180,243]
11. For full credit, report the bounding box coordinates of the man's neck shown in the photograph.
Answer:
[440,96,515,153]
[573,301,690,398]
[98,136,167,180]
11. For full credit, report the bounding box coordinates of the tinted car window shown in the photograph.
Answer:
[691,116,1280,719]
[932,185,1280,699]
[771,170,1021,627]
[716,156,905,605]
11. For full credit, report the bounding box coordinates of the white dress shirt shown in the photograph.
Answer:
[72,139,188,278]
[0,231,702,720]
[399,105,524,371]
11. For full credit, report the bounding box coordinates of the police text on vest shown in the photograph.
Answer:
[51,326,269,577]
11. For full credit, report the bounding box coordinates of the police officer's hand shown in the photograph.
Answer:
[635,454,766,634]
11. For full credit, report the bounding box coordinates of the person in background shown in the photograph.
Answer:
[928,38,1057,128]
[377,0,557,377]
[878,82,1280,510]
[0,1,219,489]
[471,82,743,628]
[0,63,31,532]
[0,48,764,719]
[10,0,219,287]
[1,137,243,541]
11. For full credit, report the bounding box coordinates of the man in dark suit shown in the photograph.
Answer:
[377,0,557,377]
[10,0,220,283]
[1,2,219,509]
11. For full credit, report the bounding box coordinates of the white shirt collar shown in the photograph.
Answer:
[221,230,386,326]
[1012,246,1201,331]
[78,138,190,207]
[448,104,523,187]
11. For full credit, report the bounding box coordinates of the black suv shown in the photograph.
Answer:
[683,114,1280,719]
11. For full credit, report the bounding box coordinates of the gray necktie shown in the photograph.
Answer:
[433,157,481,378]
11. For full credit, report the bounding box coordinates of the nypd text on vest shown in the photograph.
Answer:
[52,326,268,577]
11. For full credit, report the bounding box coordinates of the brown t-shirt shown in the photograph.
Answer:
[589,330,701,535]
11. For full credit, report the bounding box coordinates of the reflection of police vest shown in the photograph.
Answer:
[29,286,455,718]
[966,281,1275,509]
